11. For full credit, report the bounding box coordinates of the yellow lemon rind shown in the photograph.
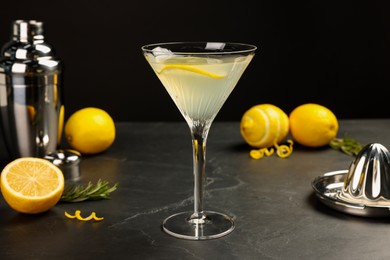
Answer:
[158,64,226,79]
[64,107,116,155]
[240,104,289,148]
[289,103,338,147]
[65,210,104,222]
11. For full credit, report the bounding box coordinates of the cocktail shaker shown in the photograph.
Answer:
[0,20,64,160]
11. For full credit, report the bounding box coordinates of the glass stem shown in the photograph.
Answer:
[188,123,211,224]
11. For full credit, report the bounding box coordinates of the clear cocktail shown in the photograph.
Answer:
[142,42,257,240]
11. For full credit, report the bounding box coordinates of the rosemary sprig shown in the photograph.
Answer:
[329,135,364,157]
[60,179,118,203]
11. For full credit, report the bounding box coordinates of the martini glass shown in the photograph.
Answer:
[142,42,256,240]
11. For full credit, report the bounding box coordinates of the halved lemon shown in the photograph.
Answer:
[0,157,65,214]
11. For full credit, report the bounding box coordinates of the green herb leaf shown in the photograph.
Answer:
[329,135,364,157]
[60,179,118,203]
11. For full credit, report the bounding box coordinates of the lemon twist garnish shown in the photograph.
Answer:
[275,140,294,158]
[249,139,294,159]
[74,210,93,221]
[90,212,104,221]
[65,210,104,221]
[249,147,274,159]
[64,211,76,219]
[158,64,226,78]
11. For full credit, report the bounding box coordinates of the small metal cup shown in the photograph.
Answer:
[44,149,81,181]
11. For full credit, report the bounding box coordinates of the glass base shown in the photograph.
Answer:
[162,211,235,240]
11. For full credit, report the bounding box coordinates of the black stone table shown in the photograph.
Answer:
[0,120,390,259]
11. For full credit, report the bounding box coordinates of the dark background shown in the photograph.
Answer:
[1,0,389,122]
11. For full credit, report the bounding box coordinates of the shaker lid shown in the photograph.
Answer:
[44,149,81,181]
[13,20,44,43]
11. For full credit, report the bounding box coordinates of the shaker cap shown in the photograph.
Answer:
[44,149,81,181]
[13,20,44,43]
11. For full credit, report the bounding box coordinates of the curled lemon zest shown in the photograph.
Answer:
[274,140,294,158]
[250,149,263,159]
[64,210,104,222]
[64,211,76,219]
[91,212,104,221]
[264,147,275,156]
[158,64,226,79]
[249,147,274,160]
[75,210,94,221]
[249,140,294,159]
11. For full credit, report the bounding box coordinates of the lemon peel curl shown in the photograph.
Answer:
[65,210,104,222]
[249,139,294,159]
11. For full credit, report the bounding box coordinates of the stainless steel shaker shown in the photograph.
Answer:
[0,20,64,159]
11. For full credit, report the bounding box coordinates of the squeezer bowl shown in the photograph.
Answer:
[340,143,390,206]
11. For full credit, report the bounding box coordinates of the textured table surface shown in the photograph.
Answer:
[0,119,389,259]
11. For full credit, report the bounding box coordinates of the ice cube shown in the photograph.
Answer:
[205,42,226,51]
[206,58,222,64]
[152,47,174,62]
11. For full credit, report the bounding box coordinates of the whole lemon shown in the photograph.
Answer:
[65,107,116,154]
[240,104,289,148]
[289,103,338,147]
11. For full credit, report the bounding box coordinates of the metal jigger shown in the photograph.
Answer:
[44,149,81,181]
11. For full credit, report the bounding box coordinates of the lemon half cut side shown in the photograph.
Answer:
[0,157,65,214]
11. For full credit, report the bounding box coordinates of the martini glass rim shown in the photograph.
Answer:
[141,41,257,55]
